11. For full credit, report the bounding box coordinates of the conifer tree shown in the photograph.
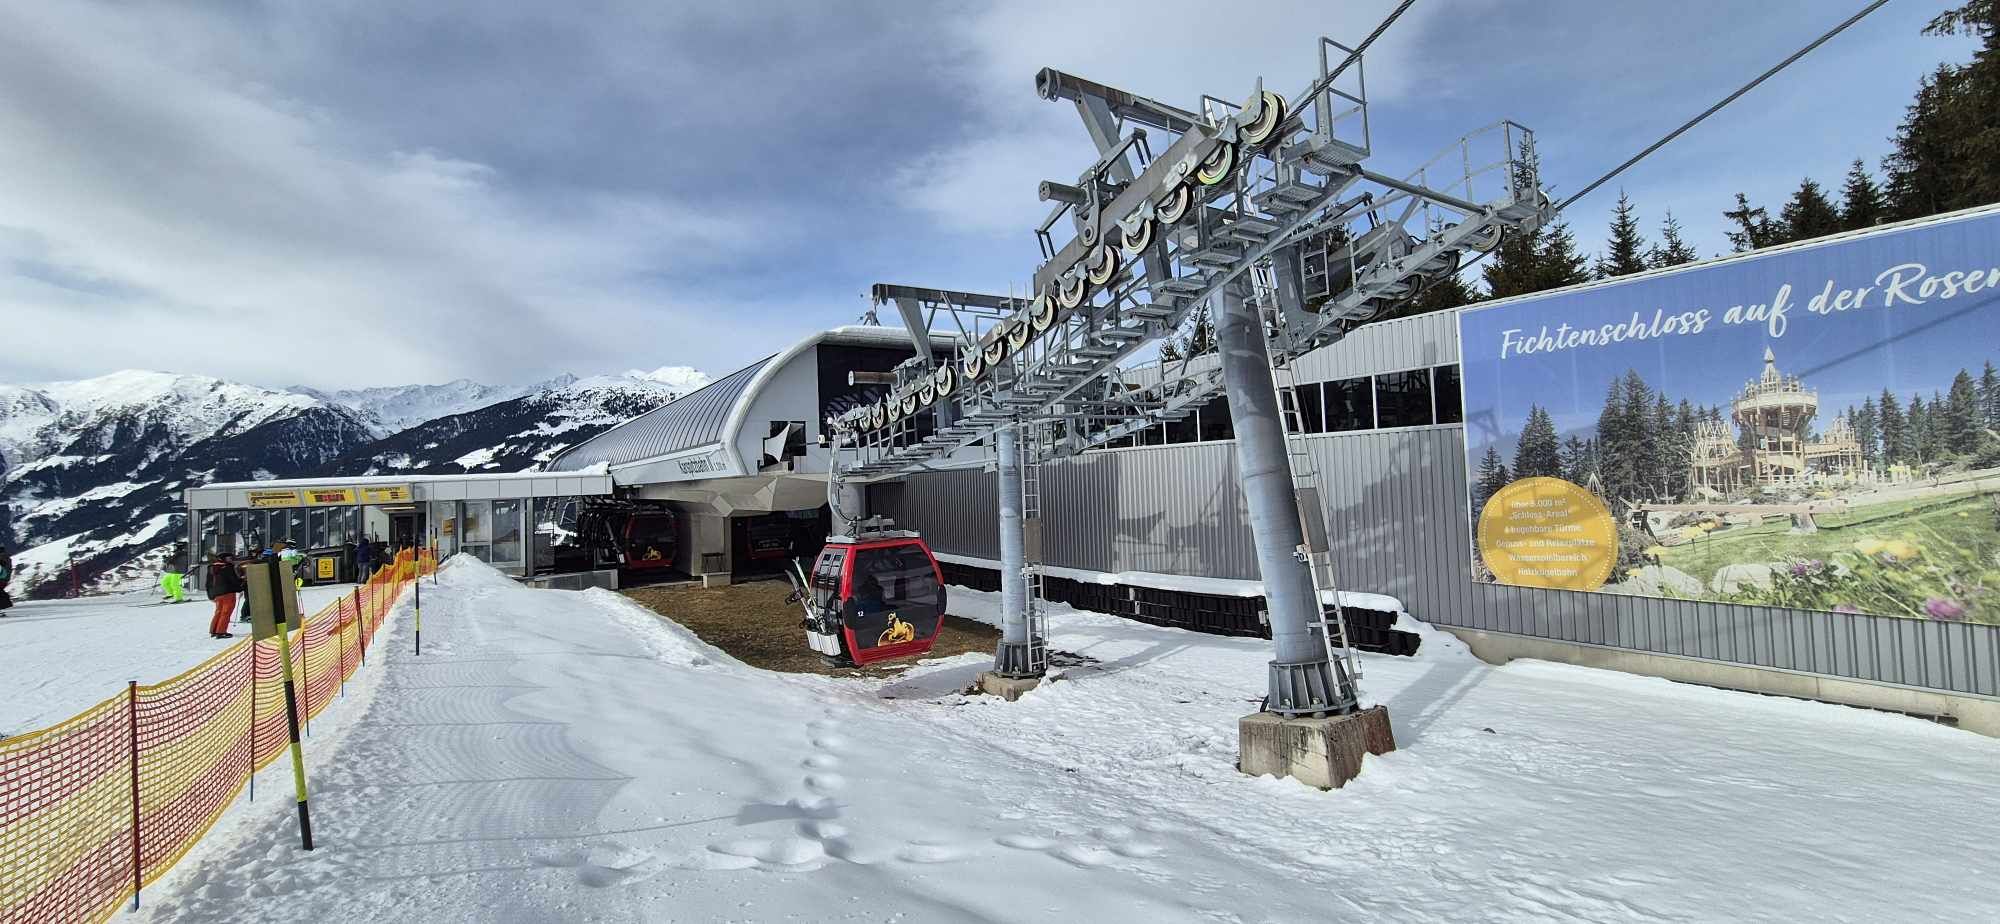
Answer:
[1854,396,1880,468]
[1513,406,1562,479]
[1648,210,1699,268]
[1779,178,1843,242]
[1946,369,1980,453]
[1839,159,1888,230]
[1473,446,1512,517]
[1879,389,1906,465]
[1908,393,1931,463]
[1650,395,1675,497]
[1723,193,1785,251]
[1596,379,1634,502]
[1559,435,1593,484]
[1980,360,2000,429]
[1596,191,1649,278]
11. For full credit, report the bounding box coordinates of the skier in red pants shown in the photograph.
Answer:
[205,552,245,638]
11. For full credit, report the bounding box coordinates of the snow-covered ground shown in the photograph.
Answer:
[0,582,361,735]
[117,559,2000,922]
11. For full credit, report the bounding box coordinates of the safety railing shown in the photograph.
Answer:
[0,548,438,924]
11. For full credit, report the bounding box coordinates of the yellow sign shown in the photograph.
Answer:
[316,557,336,580]
[303,487,357,506]
[359,485,413,503]
[247,489,301,509]
[1476,477,1617,591]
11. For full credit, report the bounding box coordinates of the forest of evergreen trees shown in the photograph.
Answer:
[1167,0,1998,363]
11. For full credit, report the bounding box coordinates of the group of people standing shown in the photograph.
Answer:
[202,536,378,639]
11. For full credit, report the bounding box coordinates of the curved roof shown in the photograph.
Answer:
[545,354,774,472]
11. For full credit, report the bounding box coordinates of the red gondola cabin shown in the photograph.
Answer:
[621,512,678,572]
[802,534,946,666]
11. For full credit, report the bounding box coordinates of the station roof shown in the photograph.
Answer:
[185,470,613,511]
[546,325,948,479]
[544,354,775,474]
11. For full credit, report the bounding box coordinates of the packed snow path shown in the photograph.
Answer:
[143,561,2000,922]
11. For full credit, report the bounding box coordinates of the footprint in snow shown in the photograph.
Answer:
[801,753,841,769]
[804,772,847,793]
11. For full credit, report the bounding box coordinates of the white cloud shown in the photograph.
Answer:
[0,2,759,389]
[890,0,1445,240]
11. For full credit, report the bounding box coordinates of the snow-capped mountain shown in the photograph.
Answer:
[2,366,709,599]
[318,368,707,475]
[289,376,573,437]
[2,371,376,598]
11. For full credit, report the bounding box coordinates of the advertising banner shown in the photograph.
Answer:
[1458,210,2000,624]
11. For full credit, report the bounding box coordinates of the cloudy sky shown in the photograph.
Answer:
[0,0,1973,390]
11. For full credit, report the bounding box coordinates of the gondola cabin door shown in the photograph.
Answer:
[803,537,946,666]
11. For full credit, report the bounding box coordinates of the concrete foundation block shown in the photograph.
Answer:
[699,572,732,588]
[975,671,1043,702]
[1238,705,1396,789]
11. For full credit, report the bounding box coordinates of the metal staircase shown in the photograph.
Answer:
[1254,266,1361,703]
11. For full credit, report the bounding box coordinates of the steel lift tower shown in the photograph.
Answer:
[828,35,1551,786]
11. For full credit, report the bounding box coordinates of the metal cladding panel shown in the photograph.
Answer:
[1290,310,1460,382]
[547,355,775,472]
[876,415,2000,702]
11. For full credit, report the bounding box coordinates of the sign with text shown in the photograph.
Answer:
[246,489,301,509]
[359,484,413,504]
[1458,210,2000,624]
[302,487,357,506]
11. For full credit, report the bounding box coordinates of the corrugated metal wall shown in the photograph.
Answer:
[876,311,2000,700]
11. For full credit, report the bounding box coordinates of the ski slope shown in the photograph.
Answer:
[0,583,360,736]
[134,560,2000,922]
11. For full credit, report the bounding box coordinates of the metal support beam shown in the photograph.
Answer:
[1215,285,1346,716]
[992,424,1037,676]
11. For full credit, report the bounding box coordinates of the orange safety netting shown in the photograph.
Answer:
[0,548,437,924]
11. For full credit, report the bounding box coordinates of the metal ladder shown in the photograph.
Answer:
[1018,418,1051,675]
[1251,265,1361,704]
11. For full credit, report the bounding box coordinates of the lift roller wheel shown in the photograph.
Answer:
[1156,183,1192,225]
[1195,140,1237,187]
[962,352,985,382]
[870,402,887,429]
[1119,215,1155,256]
[885,397,901,425]
[982,337,1007,366]
[900,393,918,416]
[932,363,956,396]
[1085,244,1122,287]
[1028,294,1056,332]
[1238,90,1288,147]
[1057,272,1089,311]
[1006,318,1031,350]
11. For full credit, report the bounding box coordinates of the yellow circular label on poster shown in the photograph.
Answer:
[1477,476,1618,591]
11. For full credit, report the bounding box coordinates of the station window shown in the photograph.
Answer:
[1288,383,1325,434]
[1324,377,1374,432]
[1433,364,1463,424]
[1164,410,1200,444]
[1197,396,1233,441]
[1374,369,1433,428]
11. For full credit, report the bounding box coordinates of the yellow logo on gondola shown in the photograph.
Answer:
[878,615,915,646]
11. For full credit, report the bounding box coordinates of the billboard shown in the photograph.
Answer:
[1458,209,2000,625]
